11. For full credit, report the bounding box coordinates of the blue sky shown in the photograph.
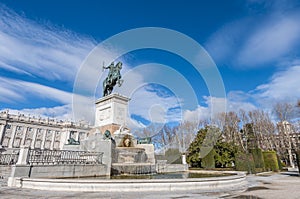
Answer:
[0,0,300,128]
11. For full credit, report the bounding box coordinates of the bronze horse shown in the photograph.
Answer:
[103,61,123,96]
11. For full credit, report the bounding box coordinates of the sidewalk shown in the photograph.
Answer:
[0,172,299,199]
[228,171,300,199]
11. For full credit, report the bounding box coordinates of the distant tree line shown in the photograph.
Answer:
[137,101,300,172]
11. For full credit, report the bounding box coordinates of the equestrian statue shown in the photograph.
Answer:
[102,61,123,96]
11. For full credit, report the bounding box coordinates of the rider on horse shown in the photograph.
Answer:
[102,61,123,96]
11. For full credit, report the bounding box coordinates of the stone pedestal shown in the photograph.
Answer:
[95,93,130,134]
[80,132,114,176]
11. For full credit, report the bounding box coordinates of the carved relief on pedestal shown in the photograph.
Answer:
[95,94,130,128]
[115,106,125,124]
[98,107,111,122]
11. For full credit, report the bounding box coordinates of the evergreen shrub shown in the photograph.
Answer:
[201,149,215,169]
[262,151,279,172]
[235,152,255,174]
[250,148,265,172]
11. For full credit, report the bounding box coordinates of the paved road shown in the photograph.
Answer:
[0,172,299,199]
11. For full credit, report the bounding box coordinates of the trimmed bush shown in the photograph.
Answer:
[277,154,283,171]
[295,150,300,175]
[263,151,279,172]
[164,148,182,164]
[235,152,255,174]
[201,149,215,169]
[250,148,265,172]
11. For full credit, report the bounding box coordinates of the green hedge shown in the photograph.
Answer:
[277,154,283,171]
[295,150,300,175]
[250,148,265,171]
[157,148,182,164]
[235,152,255,174]
[263,151,279,172]
[202,149,215,169]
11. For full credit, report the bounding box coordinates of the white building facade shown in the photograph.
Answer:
[0,111,91,150]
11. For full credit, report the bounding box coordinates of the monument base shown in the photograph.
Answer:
[97,123,121,135]
[95,93,130,130]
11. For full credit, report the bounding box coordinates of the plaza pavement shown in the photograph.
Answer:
[0,172,299,199]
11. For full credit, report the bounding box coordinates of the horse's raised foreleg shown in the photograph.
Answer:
[117,78,123,87]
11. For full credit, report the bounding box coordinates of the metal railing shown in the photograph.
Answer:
[28,149,103,165]
[0,153,19,165]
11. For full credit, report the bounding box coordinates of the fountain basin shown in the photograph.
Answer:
[9,171,247,192]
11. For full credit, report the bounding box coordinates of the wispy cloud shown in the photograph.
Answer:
[254,65,300,104]
[237,13,300,67]
[0,3,98,122]
[0,4,184,126]
[128,84,182,126]
[184,65,300,121]
[205,1,300,68]
[0,77,72,104]
[0,4,96,82]
[6,105,72,121]
[183,94,257,122]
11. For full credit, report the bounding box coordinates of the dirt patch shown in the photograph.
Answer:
[233,195,263,199]
[247,186,269,191]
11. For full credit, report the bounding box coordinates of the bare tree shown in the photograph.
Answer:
[273,101,298,167]
[238,109,252,151]
[247,110,276,150]
[222,112,241,146]
[147,124,177,151]
[174,121,201,153]
[273,102,293,122]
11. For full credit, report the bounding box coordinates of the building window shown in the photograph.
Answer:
[6,124,11,129]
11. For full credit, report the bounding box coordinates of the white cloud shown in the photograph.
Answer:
[128,85,181,126]
[0,4,96,82]
[183,93,258,122]
[4,105,72,121]
[205,18,253,64]
[205,3,300,68]
[183,65,300,121]
[183,106,210,122]
[237,13,300,66]
[0,5,185,126]
[255,65,300,104]
[0,77,72,104]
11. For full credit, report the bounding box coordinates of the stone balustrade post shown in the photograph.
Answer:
[0,123,5,145]
[16,147,30,165]
[182,154,187,165]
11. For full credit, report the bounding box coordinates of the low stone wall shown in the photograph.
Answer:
[156,160,188,173]
[0,166,12,187]
[9,164,108,181]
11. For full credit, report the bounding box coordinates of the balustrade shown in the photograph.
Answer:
[0,153,19,165]
[28,149,103,165]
